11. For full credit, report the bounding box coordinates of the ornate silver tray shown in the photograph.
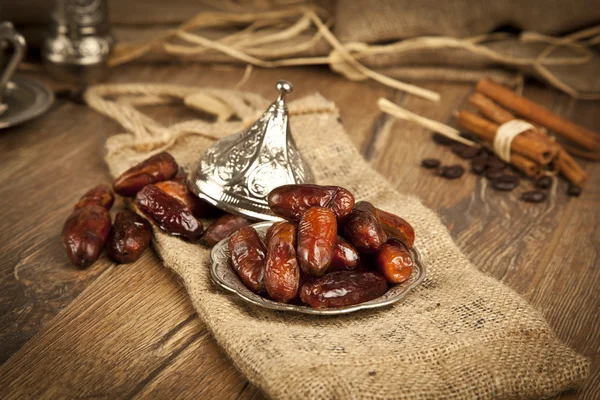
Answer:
[210,221,426,315]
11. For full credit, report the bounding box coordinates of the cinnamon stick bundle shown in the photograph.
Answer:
[467,92,588,187]
[477,79,600,152]
[456,110,557,165]
[455,111,541,177]
[468,92,557,151]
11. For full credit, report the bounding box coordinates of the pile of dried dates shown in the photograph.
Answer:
[62,152,251,268]
[62,152,417,310]
[228,184,416,309]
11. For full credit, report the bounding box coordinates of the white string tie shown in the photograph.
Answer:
[494,119,534,162]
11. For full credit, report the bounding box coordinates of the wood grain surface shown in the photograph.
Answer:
[0,64,598,399]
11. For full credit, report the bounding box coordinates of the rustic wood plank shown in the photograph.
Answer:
[0,250,232,398]
[524,93,600,399]
[0,99,119,364]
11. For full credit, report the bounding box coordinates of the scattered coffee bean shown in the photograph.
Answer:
[459,132,478,142]
[451,143,480,159]
[491,174,520,191]
[535,176,553,189]
[485,167,505,180]
[478,148,492,158]
[421,158,441,169]
[432,133,456,146]
[521,190,547,203]
[486,155,506,169]
[438,165,465,179]
[567,183,582,197]
[471,157,487,175]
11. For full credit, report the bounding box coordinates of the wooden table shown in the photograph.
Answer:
[0,64,598,399]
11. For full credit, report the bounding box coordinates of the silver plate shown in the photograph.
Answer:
[0,76,54,129]
[210,221,426,315]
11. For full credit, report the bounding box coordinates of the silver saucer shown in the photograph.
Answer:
[210,222,427,315]
[0,76,54,129]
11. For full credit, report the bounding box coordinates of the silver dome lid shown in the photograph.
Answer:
[189,80,315,221]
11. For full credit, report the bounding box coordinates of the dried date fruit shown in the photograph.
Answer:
[329,236,360,272]
[300,271,388,309]
[373,241,414,284]
[62,205,111,268]
[376,208,415,249]
[154,180,221,218]
[268,184,355,221]
[297,207,337,276]
[202,214,250,247]
[342,201,387,254]
[521,190,547,203]
[74,185,114,210]
[229,227,267,294]
[421,158,440,169]
[135,184,203,241]
[106,210,151,263]
[264,221,285,247]
[113,152,178,197]
[264,222,300,302]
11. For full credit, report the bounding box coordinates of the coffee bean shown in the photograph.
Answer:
[486,155,506,169]
[459,132,478,142]
[567,183,582,197]
[478,148,492,158]
[471,157,487,175]
[438,165,465,179]
[421,158,441,169]
[432,133,456,146]
[491,174,520,191]
[451,143,480,159]
[521,190,547,203]
[485,167,505,180]
[535,176,553,189]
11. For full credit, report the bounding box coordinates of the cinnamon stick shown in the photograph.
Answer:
[456,110,557,165]
[476,79,600,152]
[560,143,600,162]
[468,92,588,187]
[557,148,588,188]
[512,154,542,178]
[468,92,559,152]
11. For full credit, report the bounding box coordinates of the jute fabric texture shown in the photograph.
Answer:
[86,84,589,400]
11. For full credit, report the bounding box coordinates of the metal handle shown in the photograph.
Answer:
[0,22,26,106]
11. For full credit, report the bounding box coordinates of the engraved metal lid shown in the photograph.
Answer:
[189,80,315,221]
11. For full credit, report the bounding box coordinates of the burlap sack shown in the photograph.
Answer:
[335,0,600,42]
[87,84,589,399]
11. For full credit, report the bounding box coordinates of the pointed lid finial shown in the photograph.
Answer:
[276,80,293,103]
